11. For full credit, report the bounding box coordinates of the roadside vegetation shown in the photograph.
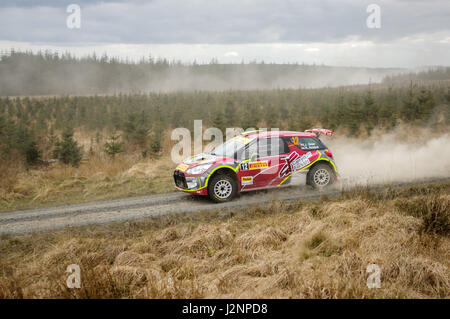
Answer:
[0,53,449,211]
[0,182,448,298]
[0,154,174,211]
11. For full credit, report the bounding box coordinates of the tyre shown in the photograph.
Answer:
[208,174,237,203]
[307,163,334,188]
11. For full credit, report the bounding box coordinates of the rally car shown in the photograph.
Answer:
[173,129,338,202]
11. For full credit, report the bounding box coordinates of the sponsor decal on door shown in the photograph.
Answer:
[279,152,315,177]
[240,161,269,171]
[241,176,253,185]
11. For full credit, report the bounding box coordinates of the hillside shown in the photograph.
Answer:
[1,76,449,212]
[0,51,403,95]
[0,182,448,298]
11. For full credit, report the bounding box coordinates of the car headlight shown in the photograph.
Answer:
[186,164,212,175]
[186,178,198,189]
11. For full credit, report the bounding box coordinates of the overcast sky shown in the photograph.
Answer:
[0,0,449,68]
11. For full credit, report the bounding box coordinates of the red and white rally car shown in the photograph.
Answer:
[174,129,338,202]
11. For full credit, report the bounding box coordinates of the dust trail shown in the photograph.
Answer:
[324,130,450,186]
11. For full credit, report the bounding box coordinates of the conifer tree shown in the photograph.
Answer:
[53,128,82,167]
[104,133,124,159]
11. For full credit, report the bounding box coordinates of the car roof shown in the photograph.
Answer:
[242,130,317,139]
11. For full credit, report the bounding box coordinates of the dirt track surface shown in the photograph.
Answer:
[1,177,449,236]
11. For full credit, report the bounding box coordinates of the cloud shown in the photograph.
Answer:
[0,0,448,44]
[224,51,239,57]
[0,0,448,68]
[0,0,124,8]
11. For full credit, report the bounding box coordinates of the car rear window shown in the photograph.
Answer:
[299,137,326,150]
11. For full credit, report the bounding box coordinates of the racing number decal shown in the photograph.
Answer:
[240,162,249,170]
[240,161,269,171]
[292,136,299,145]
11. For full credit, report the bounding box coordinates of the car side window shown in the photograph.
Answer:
[272,137,290,156]
[299,137,324,150]
[241,141,257,160]
[241,137,289,159]
[257,138,289,157]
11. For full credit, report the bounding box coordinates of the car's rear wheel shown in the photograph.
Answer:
[208,174,237,203]
[307,163,334,188]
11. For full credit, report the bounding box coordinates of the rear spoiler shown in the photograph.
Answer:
[305,128,333,137]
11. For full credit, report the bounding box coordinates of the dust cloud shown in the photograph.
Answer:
[323,128,450,186]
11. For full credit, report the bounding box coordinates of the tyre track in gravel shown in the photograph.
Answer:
[1,177,449,236]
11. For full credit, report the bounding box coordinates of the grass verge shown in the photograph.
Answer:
[0,155,174,212]
[0,182,449,298]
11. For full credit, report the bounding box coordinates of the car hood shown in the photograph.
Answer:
[184,153,218,165]
[176,153,236,172]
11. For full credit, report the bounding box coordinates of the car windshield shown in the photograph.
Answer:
[210,136,253,158]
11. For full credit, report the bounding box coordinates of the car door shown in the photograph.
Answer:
[279,135,322,178]
[238,137,290,189]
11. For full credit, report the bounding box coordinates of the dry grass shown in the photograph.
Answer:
[0,182,449,298]
[0,153,174,212]
[0,128,216,212]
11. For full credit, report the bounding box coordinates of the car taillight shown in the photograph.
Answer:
[325,150,333,158]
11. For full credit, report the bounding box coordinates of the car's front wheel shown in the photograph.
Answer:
[208,174,237,203]
[307,163,335,188]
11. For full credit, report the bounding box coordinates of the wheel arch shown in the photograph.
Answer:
[306,159,336,186]
[308,159,337,174]
[206,166,239,187]
[206,166,240,202]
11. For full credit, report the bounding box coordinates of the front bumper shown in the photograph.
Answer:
[173,170,208,195]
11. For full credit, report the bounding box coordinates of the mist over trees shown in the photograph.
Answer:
[0,50,404,95]
[383,67,450,84]
[0,50,448,167]
[0,76,449,166]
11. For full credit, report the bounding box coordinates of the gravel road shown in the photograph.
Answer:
[1,177,448,236]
